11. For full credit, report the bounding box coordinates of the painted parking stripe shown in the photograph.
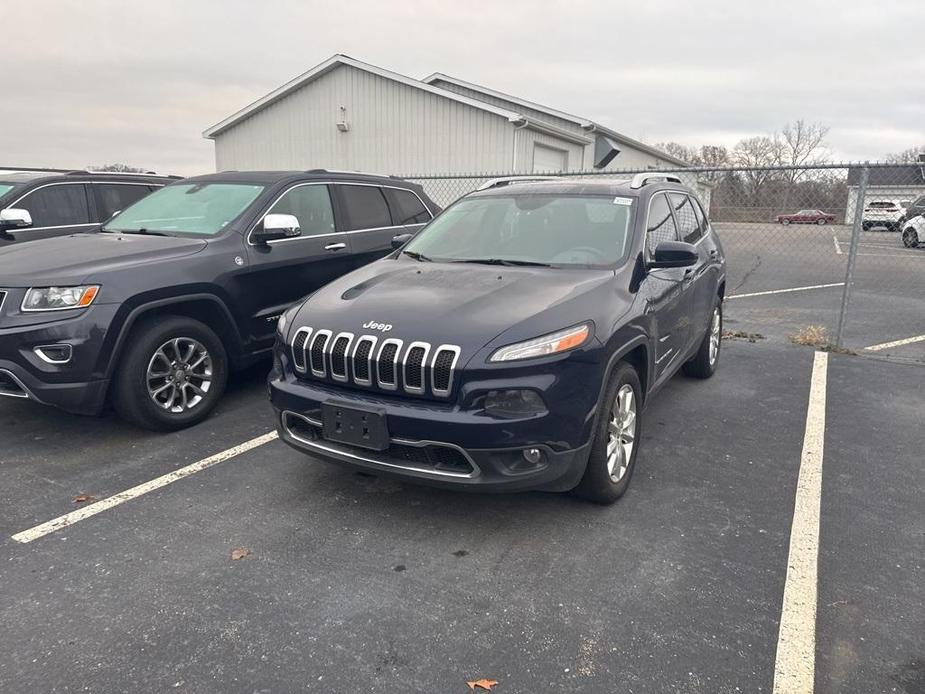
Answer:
[11,431,278,544]
[772,351,828,694]
[728,283,844,300]
[864,334,925,352]
[832,236,842,255]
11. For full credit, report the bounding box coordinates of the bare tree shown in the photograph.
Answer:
[884,146,925,163]
[654,142,699,164]
[732,135,779,199]
[88,163,147,173]
[775,120,830,183]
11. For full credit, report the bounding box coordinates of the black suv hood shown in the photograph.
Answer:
[0,232,207,286]
[293,258,619,352]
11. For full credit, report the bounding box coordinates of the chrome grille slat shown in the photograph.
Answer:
[291,328,460,398]
[0,290,7,314]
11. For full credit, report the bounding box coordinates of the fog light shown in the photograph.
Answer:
[483,389,547,419]
[523,448,543,465]
[34,344,73,364]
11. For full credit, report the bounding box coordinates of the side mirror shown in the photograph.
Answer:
[391,233,413,250]
[0,208,32,231]
[252,213,301,245]
[648,241,698,269]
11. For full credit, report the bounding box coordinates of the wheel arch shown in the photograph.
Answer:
[101,294,245,380]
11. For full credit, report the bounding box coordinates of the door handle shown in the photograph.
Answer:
[324,242,346,251]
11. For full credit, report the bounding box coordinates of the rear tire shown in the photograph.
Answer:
[112,316,228,431]
[572,362,642,505]
[781,219,791,225]
[903,229,919,248]
[816,218,826,225]
[683,299,722,379]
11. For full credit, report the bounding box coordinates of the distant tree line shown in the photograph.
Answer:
[87,163,148,173]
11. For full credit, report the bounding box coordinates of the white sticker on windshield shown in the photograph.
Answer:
[613,197,633,206]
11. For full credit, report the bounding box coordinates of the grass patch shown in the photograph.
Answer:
[790,325,829,347]
[722,330,765,343]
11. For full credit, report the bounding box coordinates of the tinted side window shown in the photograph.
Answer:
[914,196,925,208]
[338,185,392,230]
[267,184,335,237]
[646,193,679,254]
[383,188,431,225]
[669,192,702,243]
[17,184,90,227]
[690,196,707,233]
[96,184,155,220]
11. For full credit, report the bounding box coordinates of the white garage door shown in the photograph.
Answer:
[533,144,568,173]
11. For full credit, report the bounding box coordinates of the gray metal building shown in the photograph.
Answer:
[203,55,688,178]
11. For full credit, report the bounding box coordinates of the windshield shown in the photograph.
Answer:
[403,194,636,267]
[103,182,265,236]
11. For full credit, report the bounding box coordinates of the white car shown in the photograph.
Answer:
[901,214,924,248]
[863,200,906,231]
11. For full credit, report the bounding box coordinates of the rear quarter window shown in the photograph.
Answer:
[336,185,392,230]
[383,188,431,225]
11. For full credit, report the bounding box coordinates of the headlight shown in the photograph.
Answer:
[489,323,591,362]
[22,285,100,312]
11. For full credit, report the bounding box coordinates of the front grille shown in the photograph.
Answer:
[291,328,461,398]
[0,290,7,313]
[282,412,475,477]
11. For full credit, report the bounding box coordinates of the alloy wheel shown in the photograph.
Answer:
[146,337,213,413]
[708,306,721,365]
[606,384,636,482]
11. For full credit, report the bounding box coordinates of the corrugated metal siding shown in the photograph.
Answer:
[430,80,584,136]
[214,65,514,174]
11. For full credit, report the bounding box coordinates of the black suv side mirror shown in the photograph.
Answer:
[252,213,301,245]
[391,233,414,250]
[648,241,699,269]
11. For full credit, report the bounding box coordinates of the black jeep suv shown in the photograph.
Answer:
[269,174,726,503]
[0,169,178,246]
[0,169,438,429]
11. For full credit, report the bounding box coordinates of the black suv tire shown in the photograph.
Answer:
[573,361,642,504]
[683,299,722,379]
[112,316,228,431]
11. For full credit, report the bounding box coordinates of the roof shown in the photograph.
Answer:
[0,170,178,185]
[422,72,690,168]
[847,164,925,187]
[203,55,522,139]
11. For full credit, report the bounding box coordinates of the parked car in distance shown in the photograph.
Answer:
[0,169,179,246]
[862,200,906,231]
[901,215,924,248]
[897,194,925,226]
[776,209,835,225]
[0,169,439,430]
[269,174,726,504]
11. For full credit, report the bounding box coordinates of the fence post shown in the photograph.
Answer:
[834,165,869,348]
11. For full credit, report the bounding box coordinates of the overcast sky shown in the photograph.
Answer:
[4,0,923,175]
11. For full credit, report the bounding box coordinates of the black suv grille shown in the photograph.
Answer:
[291,328,461,398]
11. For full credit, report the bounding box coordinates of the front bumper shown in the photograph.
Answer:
[0,302,118,414]
[268,371,597,493]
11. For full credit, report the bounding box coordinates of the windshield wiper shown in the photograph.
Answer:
[451,258,552,267]
[402,250,432,262]
[102,227,169,237]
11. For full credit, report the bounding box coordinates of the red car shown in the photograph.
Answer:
[776,209,835,225]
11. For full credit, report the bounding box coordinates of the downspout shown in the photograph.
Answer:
[511,116,529,171]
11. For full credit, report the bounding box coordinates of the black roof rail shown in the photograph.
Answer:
[303,168,403,179]
[0,166,74,174]
[65,169,182,179]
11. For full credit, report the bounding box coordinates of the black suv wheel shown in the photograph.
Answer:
[573,361,642,504]
[683,299,722,379]
[112,316,228,431]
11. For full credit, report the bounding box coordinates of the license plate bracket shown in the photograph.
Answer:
[321,401,390,451]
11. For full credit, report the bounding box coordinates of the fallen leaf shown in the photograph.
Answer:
[72,494,93,504]
[467,679,499,691]
[230,548,251,561]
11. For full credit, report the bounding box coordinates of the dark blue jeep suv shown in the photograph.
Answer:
[269,174,726,503]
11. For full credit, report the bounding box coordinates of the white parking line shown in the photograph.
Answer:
[728,283,845,300]
[832,236,842,255]
[773,351,828,694]
[864,334,925,352]
[11,431,278,544]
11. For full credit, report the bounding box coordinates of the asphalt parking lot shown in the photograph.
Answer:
[2,332,923,692]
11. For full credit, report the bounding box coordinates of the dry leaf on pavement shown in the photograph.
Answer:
[72,494,93,504]
[466,679,499,691]
[230,548,251,560]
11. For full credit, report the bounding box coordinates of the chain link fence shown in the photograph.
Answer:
[405,162,925,362]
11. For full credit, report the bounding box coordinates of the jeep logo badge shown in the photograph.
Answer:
[363,321,393,332]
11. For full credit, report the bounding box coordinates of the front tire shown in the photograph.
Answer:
[683,300,722,379]
[112,316,228,431]
[781,219,791,225]
[903,229,919,248]
[573,362,642,505]
[816,218,827,225]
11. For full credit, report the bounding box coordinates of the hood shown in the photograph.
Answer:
[293,258,617,351]
[0,232,207,286]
